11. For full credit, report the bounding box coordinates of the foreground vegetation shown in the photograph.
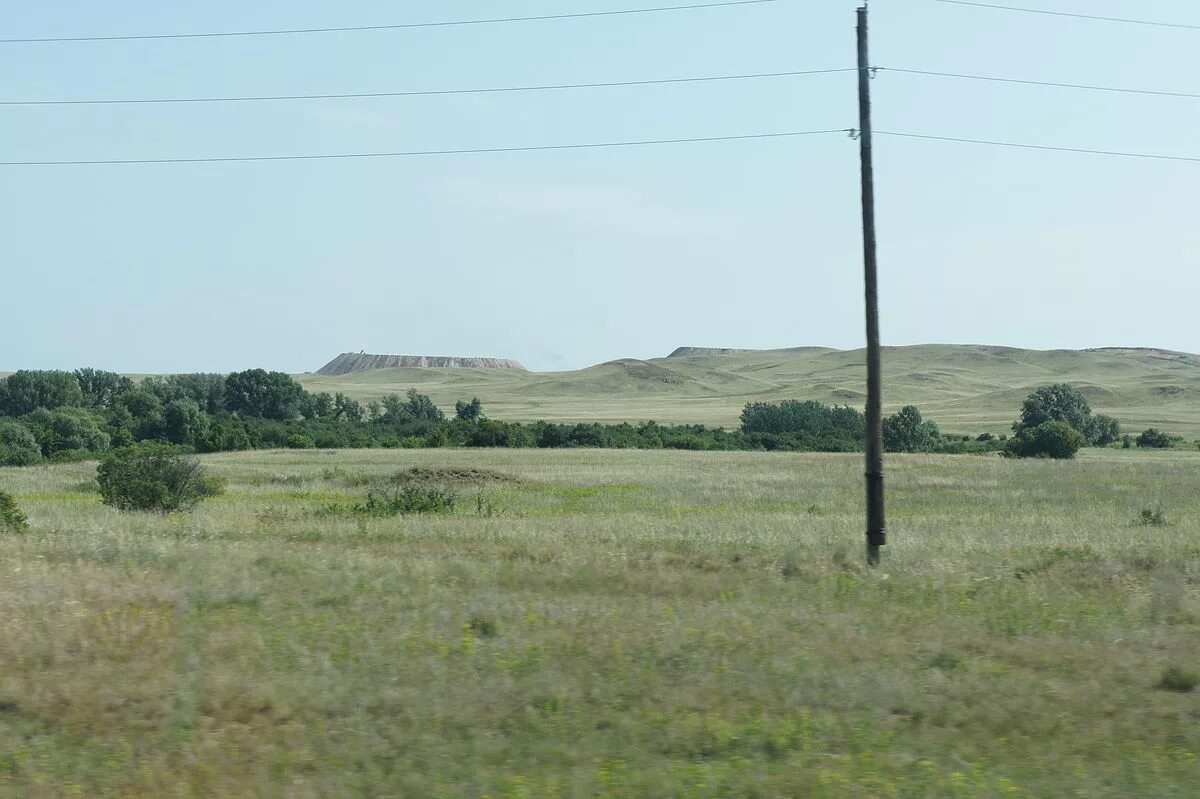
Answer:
[1,448,1198,797]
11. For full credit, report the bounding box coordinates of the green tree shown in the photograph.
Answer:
[1090,414,1122,447]
[24,407,111,457]
[0,420,43,466]
[143,373,226,414]
[97,443,222,513]
[380,389,444,424]
[882,405,941,452]
[301,392,335,420]
[1014,384,1093,437]
[224,369,305,421]
[163,399,209,445]
[117,390,166,441]
[333,393,364,422]
[455,397,484,422]
[73,368,134,409]
[0,370,84,415]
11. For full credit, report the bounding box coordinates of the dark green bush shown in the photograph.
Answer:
[1156,667,1198,693]
[1004,421,1084,459]
[97,443,223,513]
[1136,428,1174,449]
[0,490,29,532]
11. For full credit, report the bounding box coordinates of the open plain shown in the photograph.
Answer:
[2,447,1198,797]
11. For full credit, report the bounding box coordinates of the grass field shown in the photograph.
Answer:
[1,448,1198,797]
[297,344,1200,439]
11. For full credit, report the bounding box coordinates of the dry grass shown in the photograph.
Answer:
[1,448,1198,797]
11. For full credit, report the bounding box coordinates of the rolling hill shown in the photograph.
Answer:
[297,344,1200,438]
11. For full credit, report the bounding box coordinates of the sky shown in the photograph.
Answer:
[2,0,1198,373]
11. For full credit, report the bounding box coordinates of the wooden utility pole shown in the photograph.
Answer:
[857,4,886,566]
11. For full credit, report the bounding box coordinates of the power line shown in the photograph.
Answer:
[0,68,854,107]
[0,0,779,44]
[882,67,1200,101]
[877,130,1200,163]
[934,1,1200,32]
[10,128,1200,167]
[0,129,851,167]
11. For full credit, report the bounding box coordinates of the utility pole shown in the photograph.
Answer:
[857,4,886,567]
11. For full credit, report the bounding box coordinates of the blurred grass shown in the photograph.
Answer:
[0,448,1198,797]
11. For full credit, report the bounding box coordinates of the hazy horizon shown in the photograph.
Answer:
[4,0,1198,373]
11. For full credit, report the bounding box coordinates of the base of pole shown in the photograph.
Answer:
[867,543,882,567]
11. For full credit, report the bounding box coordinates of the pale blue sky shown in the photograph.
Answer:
[2,0,1198,373]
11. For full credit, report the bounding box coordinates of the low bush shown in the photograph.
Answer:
[358,473,458,517]
[1138,506,1167,527]
[1156,666,1199,693]
[0,490,29,532]
[1136,429,1174,449]
[97,443,224,513]
[1004,421,1084,460]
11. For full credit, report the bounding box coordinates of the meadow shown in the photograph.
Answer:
[1,447,1198,797]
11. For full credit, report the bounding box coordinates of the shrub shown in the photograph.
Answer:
[1136,428,1174,449]
[285,433,316,450]
[1156,666,1198,693]
[1004,420,1084,459]
[97,443,223,513]
[0,490,29,532]
[358,474,458,516]
[0,420,43,466]
[1138,506,1167,527]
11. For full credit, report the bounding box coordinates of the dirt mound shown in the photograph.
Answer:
[317,353,527,376]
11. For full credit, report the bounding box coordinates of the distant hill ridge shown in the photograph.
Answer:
[298,343,1200,437]
[317,353,527,376]
[668,347,753,358]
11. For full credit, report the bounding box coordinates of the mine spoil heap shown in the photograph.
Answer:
[317,353,527,376]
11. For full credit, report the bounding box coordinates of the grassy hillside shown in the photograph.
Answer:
[299,345,1200,438]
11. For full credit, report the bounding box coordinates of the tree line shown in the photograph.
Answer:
[0,368,1184,467]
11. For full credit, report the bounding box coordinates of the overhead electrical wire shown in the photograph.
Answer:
[8,66,1196,107]
[880,67,1200,101]
[0,129,852,167]
[0,68,855,107]
[0,0,779,44]
[934,1,1200,32]
[6,128,1200,167]
[876,131,1200,164]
